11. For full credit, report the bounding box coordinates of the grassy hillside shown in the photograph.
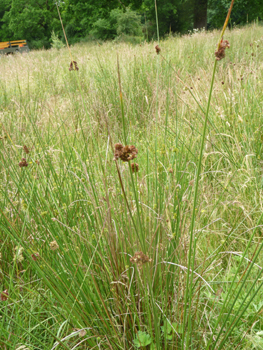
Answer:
[1,23,263,349]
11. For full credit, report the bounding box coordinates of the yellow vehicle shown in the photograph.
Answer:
[0,40,30,55]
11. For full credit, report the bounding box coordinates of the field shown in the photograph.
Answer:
[1,23,263,349]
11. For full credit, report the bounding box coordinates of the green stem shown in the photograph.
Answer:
[182,59,217,348]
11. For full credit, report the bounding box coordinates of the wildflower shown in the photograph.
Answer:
[13,246,24,263]
[215,39,230,61]
[155,45,161,54]
[19,158,28,167]
[23,145,30,154]
[1,289,9,301]
[130,251,152,266]
[69,61,79,71]
[131,163,139,173]
[114,143,138,162]
[50,240,59,251]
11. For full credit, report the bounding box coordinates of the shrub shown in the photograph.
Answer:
[91,7,143,40]
[50,31,65,50]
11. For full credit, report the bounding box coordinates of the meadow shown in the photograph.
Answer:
[1,22,263,349]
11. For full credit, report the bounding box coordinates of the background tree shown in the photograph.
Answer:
[6,0,59,48]
[207,0,263,29]
[0,0,262,48]
[61,0,120,43]
[0,0,13,41]
[194,0,208,29]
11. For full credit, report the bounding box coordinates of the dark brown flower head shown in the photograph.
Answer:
[130,251,152,266]
[215,39,230,61]
[1,289,9,301]
[19,158,28,168]
[131,163,139,173]
[114,143,138,162]
[69,61,79,71]
[23,145,30,154]
[155,45,161,54]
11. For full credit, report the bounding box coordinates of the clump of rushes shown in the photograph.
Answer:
[23,145,30,154]
[155,45,161,54]
[114,143,138,162]
[130,251,152,266]
[131,163,139,173]
[215,39,230,61]
[0,289,9,301]
[69,61,79,71]
[19,158,28,167]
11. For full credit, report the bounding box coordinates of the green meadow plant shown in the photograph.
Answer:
[1,1,263,349]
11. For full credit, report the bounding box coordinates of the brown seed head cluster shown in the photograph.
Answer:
[215,39,230,61]
[23,145,30,154]
[155,45,161,55]
[130,251,152,266]
[69,61,79,71]
[114,143,138,162]
[1,289,9,301]
[19,158,28,168]
[31,253,40,261]
[131,163,139,173]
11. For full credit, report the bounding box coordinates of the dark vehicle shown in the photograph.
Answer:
[0,40,30,55]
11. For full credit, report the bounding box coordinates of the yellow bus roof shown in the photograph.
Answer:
[0,40,27,49]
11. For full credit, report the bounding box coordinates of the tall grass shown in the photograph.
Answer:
[1,19,263,349]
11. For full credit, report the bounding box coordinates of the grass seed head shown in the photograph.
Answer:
[215,39,230,61]
[13,246,24,263]
[50,240,59,251]
[23,145,30,154]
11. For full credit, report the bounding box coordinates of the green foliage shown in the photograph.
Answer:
[92,7,143,40]
[116,7,143,36]
[0,0,14,41]
[161,320,183,340]
[1,0,60,48]
[208,0,263,29]
[141,0,195,36]
[0,0,262,47]
[62,0,120,42]
[133,331,152,348]
[50,31,65,50]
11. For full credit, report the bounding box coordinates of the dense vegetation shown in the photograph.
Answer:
[0,0,262,48]
[1,19,263,348]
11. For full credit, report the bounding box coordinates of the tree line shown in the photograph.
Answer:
[0,0,262,48]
